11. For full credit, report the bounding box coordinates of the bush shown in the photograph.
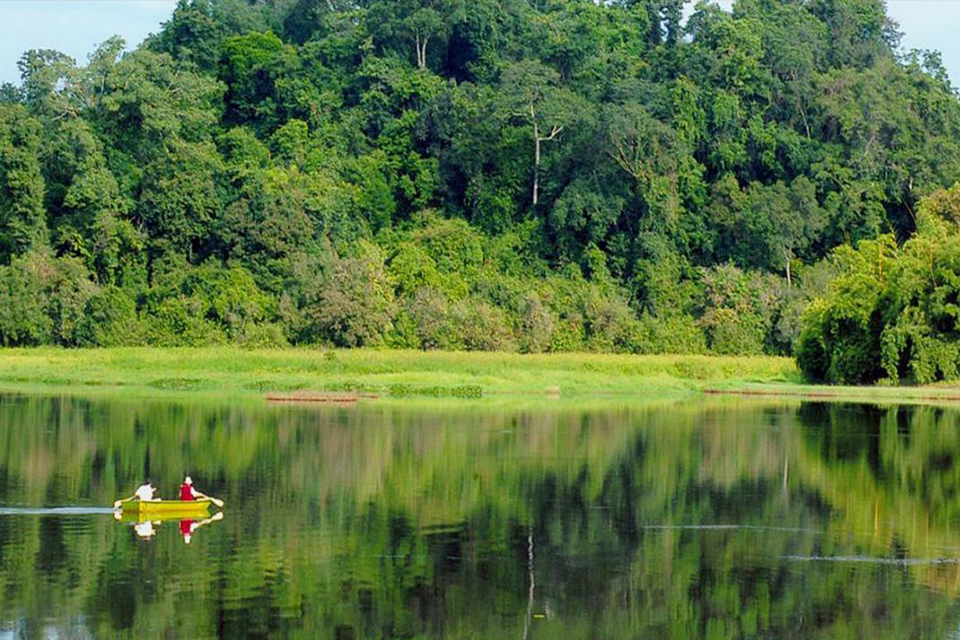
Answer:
[795,236,894,384]
[454,299,517,352]
[633,312,708,355]
[582,288,639,353]
[142,258,279,347]
[697,264,777,356]
[774,260,836,353]
[877,212,960,383]
[404,287,461,351]
[236,322,288,348]
[0,256,52,346]
[550,315,586,352]
[795,184,960,385]
[700,307,767,355]
[304,243,396,347]
[517,293,556,354]
[42,256,99,345]
[76,286,143,347]
[145,296,228,346]
[0,253,100,347]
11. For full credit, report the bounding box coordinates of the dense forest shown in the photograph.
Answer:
[2,0,960,378]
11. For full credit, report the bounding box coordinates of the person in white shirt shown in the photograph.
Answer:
[114,480,161,509]
[134,481,156,502]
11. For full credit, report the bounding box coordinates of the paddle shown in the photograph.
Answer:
[113,495,136,509]
[193,491,224,508]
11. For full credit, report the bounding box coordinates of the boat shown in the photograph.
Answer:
[119,499,213,519]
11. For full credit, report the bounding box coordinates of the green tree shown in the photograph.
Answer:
[0,104,47,259]
[299,242,396,347]
[499,60,579,206]
[367,0,466,70]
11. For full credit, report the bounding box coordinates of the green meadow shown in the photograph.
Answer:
[0,348,794,398]
[0,347,958,405]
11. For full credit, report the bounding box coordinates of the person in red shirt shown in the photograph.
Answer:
[180,518,196,544]
[179,476,198,501]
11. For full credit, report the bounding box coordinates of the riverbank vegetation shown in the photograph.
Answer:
[2,0,960,376]
[798,185,960,385]
[0,348,798,398]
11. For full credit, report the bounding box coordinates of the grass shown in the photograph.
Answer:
[0,347,797,401]
[1,347,958,405]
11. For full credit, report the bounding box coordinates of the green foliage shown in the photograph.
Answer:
[0,256,52,345]
[75,286,142,347]
[0,104,47,259]
[2,0,960,358]
[634,312,708,355]
[796,185,960,385]
[697,264,779,356]
[877,213,960,384]
[796,235,893,384]
[0,252,98,346]
[296,242,396,347]
[143,259,282,347]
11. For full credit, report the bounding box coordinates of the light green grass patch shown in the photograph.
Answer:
[0,348,797,401]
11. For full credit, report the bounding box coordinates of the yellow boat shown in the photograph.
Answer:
[119,499,212,519]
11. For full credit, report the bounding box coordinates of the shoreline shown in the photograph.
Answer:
[0,347,954,406]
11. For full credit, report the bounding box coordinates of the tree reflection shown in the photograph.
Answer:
[0,395,958,638]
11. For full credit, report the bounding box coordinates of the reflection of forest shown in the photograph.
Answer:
[0,394,959,639]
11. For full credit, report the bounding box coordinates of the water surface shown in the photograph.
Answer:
[1,394,960,639]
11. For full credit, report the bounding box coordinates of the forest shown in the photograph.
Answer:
[2,0,960,382]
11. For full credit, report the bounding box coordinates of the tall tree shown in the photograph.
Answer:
[499,60,578,206]
[367,0,466,70]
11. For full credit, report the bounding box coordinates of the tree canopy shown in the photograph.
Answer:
[1,0,959,362]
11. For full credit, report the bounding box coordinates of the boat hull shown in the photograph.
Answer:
[120,499,212,519]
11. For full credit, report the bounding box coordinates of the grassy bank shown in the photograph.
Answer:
[2,348,959,405]
[0,348,798,400]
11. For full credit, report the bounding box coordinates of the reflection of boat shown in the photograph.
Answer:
[115,509,224,541]
[120,499,213,519]
[180,511,224,544]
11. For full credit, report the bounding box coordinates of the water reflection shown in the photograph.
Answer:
[0,394,959,638]
[114,510,224,543]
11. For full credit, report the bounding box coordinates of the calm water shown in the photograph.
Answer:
[1,394,960,639]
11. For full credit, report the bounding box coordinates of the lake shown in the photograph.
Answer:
[1,393,959,639]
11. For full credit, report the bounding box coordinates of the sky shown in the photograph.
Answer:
[1,0,960,86]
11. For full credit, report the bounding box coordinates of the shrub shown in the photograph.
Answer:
[300,242,396,347]
[795,236,893,384]
[877,214,960,384]
[404,287,461,351]
[0,253,100,347]
[142,258,279,347]
[700,307,768,355]
[774,260,836,354]
[550,313,586,352]
[633,312,707,355]
[517,293,557,353]
[795,184,960,385]
[582,288,639,353]
[145,296,227,346]
[76,286,143,347]
[236,322,288,348]
[0,256,52,346]
[42,256,100,345]
[454,299,517,352]
[697,264,776,356]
